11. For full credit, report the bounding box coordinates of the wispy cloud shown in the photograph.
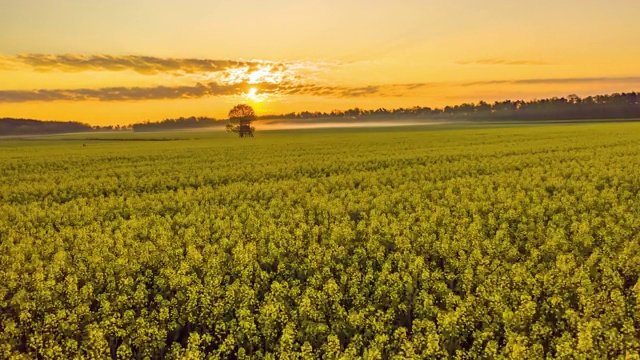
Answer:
[0,81,436,102]
[2,54,638,103]
[267,82,436,98]
[461,76,640,86]
[0,83,240,102]
[1,54,275,75]
[1,54,343,86]
[457,58,550,66]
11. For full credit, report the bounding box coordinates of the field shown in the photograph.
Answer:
[1,122,640,359]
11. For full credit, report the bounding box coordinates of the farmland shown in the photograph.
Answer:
[1,122,640,359]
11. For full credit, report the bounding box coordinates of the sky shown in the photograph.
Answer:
[1,0,639,125]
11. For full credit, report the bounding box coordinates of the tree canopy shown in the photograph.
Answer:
[228,104,256,122]
[226,104,256,137]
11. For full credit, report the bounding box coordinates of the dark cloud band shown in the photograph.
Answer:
[0,83,238,102]
[0,81,400,102]
[0,77,638,103]
[2,54,278,75]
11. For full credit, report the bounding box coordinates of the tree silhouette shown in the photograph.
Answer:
[226,104,256,137]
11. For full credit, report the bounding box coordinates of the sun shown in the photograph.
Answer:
[245,87,265,103]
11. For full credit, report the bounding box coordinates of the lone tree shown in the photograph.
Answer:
[226,104,256,138]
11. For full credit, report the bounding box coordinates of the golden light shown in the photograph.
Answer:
[219,63,290,86]
[244,87,265,103]
[248,66,280,84]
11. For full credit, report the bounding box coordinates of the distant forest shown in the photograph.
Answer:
[264,92,640,121]
[1,92,638,135]
[131,117,225,132]
[0,118,96,136]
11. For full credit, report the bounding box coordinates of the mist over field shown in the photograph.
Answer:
[255,118,446,130]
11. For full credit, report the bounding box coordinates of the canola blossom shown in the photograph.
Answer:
[1,123,640,359]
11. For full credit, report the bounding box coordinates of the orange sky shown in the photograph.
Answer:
[1,0,639,125]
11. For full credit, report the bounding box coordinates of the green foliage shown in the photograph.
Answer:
[1,123,640,358]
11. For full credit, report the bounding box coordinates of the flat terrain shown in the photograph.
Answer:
[1,122,640,358]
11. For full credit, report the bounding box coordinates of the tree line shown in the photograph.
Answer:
[131,116,226,132]
[0,118,96,136]
[0,118,133,136]
[1,91,638,135]
[263,92,639,121]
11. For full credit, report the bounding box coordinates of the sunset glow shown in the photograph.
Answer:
[0,0,639,125]
[244,87,265,103]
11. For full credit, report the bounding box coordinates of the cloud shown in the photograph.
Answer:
[0,53,435,101]
[0,80,434,102]
[1,76,637,103]
[513,76,640,84]
[268,83,381,97]
[2,54,284,75]
[259,82,436,98]
[457,58,550,66]
[0,82,241,102]
[461,76,640,86]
